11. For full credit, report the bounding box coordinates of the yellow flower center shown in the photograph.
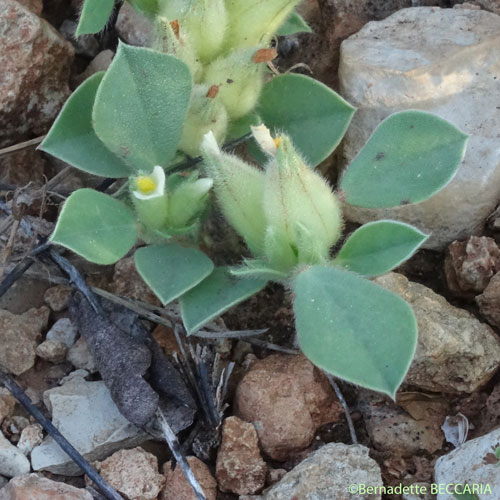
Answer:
[273,137,282,149]
[136,176,157,194]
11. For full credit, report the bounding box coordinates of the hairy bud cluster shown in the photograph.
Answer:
[153,0,301,156]
[201,126,343,275]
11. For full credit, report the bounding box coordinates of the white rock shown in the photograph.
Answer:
[435,427,500,500]
[339,7,500,249]
[31,376,147,475]
[261,443,383,500]
[375,273,500,393]
[17,424,43,456]
[46,318,78,348]
[0,431,30,478]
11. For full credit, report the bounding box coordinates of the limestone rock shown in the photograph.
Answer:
[476,271,500,327]
[35,340,67,363]
[435,427,500,500]
[234,355,342,460]
[160,456,217,500]
[46,318,78,348]
[445,236,500,295]
[0,0,73,147]
[31,376,146,475]
[375,273,500,393]
[67,337,97,373]
[0,474,93,499]
[216,417,267,495]
[43,285,72,313]
[359,393,444,456]
[17,425,43,456]
[0,432,30,478]
[339,7,500,249]
[0,308,45,375]
[94,447,165,500]
[0,390,15,426]
[262,443,383,500]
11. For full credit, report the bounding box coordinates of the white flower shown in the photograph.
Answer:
[132,165,166,200]
[251,124,279,156]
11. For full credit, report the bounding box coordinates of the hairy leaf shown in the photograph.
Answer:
[334,221,428,277]
[340,110,468,208]
[257,74,355,167]
[93,43,192,172]
[51,189,137,265]
[294,265,417,398]
[76,0,114,36]
[180,267,267,334]
[276,12,312,36]
[134,244,214,305]
[39,73,131,178]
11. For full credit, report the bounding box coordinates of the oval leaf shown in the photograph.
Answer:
[334,221,428,277]
[276,12,312,36]
[340,110,468,208]
[180,268,267,334]
[39,73,132,178]
[257,74,355,167]
[93,43,192,171]
[76,0,114,36]
[51,189,137,265]
[294,265,417,398]
[134,244,214,305]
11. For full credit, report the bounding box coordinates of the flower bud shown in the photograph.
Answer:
[201,131,266,255]
[262,132,343,265]
[183,0,227,63]
[224,0,301,50]
[157,0,192,19]
[178,85,229,157]
[131,165,169,231]
[154,16,203,82]
[167,173,213,229]
[203,48,265,119]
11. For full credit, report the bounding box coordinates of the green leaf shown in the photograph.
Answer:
[76,0,114,36]
[294,265,417,398]
[39,73,132,178]
[276,12,312,36]
[334,221,428,277]
[257,73,355,167]
[93,43,192,172]
[340,110,468,208]
[134,244,214,305]
[180,267,267,334]
[51,189,137,265]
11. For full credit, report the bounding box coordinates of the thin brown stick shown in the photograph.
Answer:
[0,136,45,158]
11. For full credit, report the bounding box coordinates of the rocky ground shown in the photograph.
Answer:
[1,0,500,499]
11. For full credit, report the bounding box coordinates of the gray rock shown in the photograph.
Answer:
[46,318,78,348]
[0,475,7,488]
[260,443,383,500]
[435,427,500,500]
[67,337,97,372]
[339,7,500,249]
[0,431,30,478]
[116,3,153,47]
[31,376,147,475]
[375,273,500,393]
